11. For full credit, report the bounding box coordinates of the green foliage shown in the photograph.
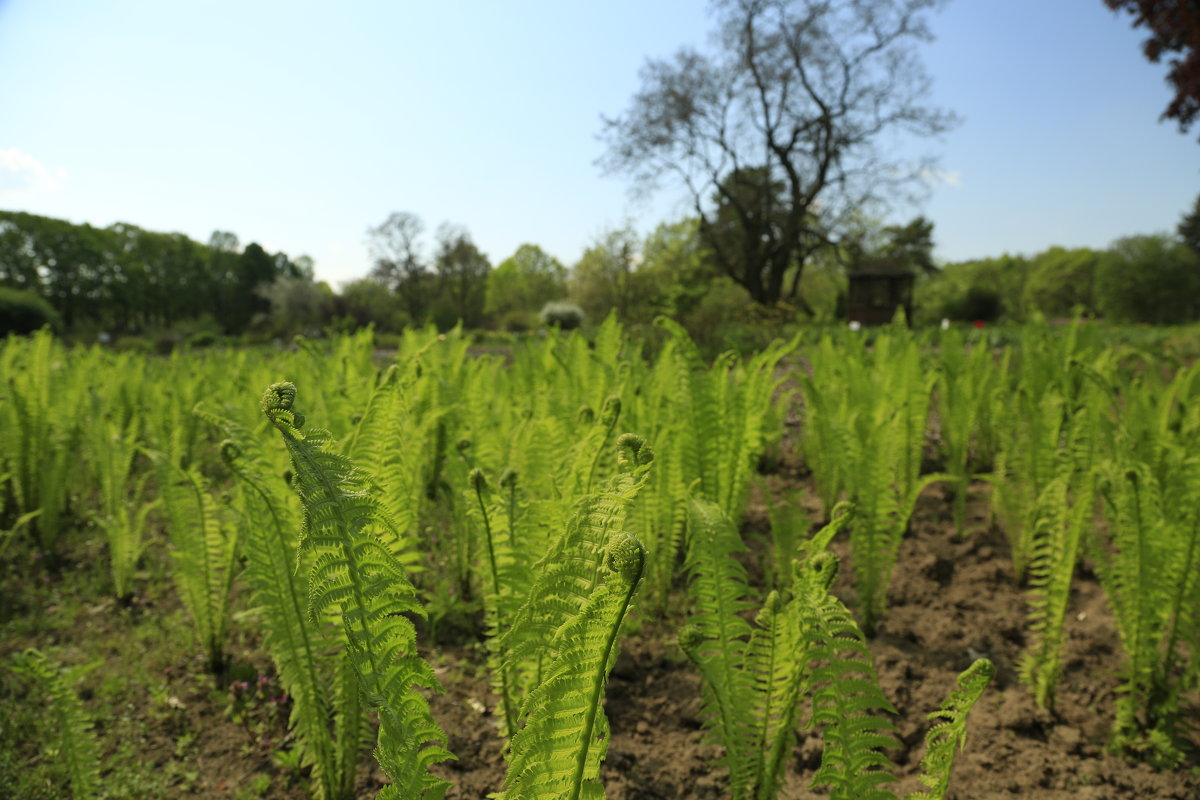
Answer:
[497,533,646,800]
[844,216,936,276]
[1018,391,1101,709]
[567,227,646,323]
[1095,234,1200,324]
[432,224,491,329]
[1095,460,1200,766]
[0,286,62,334]
[907,659,994,800]
[200,405,361,800]
[655,317,795,524]
[335,278,411,332]
[934,328,1003,534]
[0,210,310,334]
[9,320,1199,793]
[154,455,240,674]
[465,468,523,737]
[85,408,154,600]
[1022,246,1102,317]
[501,433,653,708]
[803,554,901,800]
[486,244,567,324]
[637,218,718,320]
[682,500,989,800]
[262,381,452,798]
[1178,192,1200,256]
[914,255,1029,323]
[800,327,946,632]
[0,328,83,550]
[9,649,101,799]
[255,276,334,336]
[540,301,585,330]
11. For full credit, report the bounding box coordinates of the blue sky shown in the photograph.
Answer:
[1,0,1196,287]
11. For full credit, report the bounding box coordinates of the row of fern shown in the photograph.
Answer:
[2,316,1196,795]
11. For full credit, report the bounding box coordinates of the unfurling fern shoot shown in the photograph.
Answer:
[262,381,452,799]
[907,658,994,800]
[197,402,361,800]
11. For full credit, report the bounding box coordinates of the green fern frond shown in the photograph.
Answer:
[467,467,524,738]
[11,649,101,799]
[200,410,358,800]
[802,553,900,800]
[154,453,239,673]
[681,498,756,790]
[1095,454,1200,766]
[498,533,646,800]
[501,434,652,703]
[906,658,994,800]
[262,381,452,798]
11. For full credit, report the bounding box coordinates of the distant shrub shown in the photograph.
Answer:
[154,335,177,355]
[496,309,541,332]
[540,301,584,330]
[0,287,62,335]
[947,286,1003,323]
[115,335,154,354]
[186,331,217,349]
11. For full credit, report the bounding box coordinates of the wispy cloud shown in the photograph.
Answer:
[918,167,962,189]
[0,147,67,198]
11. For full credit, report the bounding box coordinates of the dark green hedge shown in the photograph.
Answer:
[0,287,62,335]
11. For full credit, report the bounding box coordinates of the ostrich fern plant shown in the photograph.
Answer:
[197,404,364,800]
[153,452,239,674]
[1095,459,1200,767]
[9,649,101,800]
[262,381,453,798]
[682,499,992,800]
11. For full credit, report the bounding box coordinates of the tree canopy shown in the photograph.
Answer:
[600,0,955,309]
[1106,0,1200,136]
[0,210,311,335]
[485,243,567,328]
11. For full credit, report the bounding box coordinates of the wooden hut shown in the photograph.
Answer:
[846,264,915,326]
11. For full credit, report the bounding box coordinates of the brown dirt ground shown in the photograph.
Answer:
[4,472,1199,799]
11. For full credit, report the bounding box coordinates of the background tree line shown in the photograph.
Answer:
[0,210,318,338]
[7,198,1200,347]
[915,195,1200,326]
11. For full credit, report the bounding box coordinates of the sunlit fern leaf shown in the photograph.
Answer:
[86,410,152,601]
[501,434,653,704]
[742,590,803,800]
[680,498,756,795]
[3,328,79,549]
[465,467,528,737]
[802,552,901,800]
[11,649,101,800]
[262,381,452,798]
[153,454,239,673]
[1018,398,1097,711]
[497,533,646,800]
[1095,454,1200,766]
[906,658,994,800]
[195,404,356,800]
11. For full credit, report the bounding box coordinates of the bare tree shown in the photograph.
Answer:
[600,0,956,310]
[367,211,430,323]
